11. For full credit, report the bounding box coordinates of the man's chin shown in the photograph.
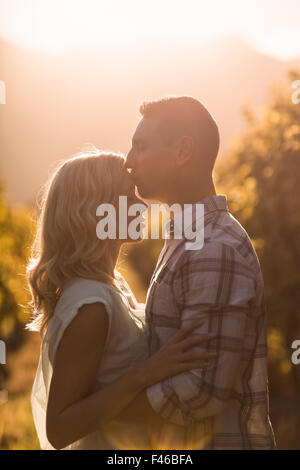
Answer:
[136,184,156,201]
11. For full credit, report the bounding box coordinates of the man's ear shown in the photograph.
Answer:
[174,135,194,167]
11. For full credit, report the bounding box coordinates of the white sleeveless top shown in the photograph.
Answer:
[31,273,150,449]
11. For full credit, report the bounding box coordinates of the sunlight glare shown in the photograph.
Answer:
[0,0,242,52]
[0,0,299,59]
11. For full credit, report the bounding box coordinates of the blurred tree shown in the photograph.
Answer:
[0,183,33,340]
[215,70,300,448]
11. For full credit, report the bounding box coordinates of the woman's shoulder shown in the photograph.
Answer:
[63,277,115,296]
[54,278,117,318]
[46,278,117,358]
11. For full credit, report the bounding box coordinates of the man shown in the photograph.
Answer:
[124,96,276,450]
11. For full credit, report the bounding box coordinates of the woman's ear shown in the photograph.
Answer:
[174,135,194,167]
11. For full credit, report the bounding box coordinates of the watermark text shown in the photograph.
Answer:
[291,340,300,365]
[291,80,300,105]
[96,197,204,250]
[0,80,6,104]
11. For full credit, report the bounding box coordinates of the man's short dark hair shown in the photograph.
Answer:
[139,96,220,170]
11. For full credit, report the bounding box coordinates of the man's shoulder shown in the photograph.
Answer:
[211,210,252,250]
[180,211,260,273]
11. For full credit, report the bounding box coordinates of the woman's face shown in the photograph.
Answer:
[116,169,148,243]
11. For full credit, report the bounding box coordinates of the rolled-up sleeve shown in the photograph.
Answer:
[146,242,256,426]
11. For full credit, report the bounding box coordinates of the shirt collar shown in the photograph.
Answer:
[164,194,228,241]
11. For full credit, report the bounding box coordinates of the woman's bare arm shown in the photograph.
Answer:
[46,302,145,449]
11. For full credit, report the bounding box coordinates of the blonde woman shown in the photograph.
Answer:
[27,149,216,450]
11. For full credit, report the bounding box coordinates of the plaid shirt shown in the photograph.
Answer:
[145,195,276,450]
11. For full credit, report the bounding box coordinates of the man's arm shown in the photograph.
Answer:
[145,242,255,426]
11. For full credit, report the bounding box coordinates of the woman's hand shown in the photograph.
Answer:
[136,321,217,388]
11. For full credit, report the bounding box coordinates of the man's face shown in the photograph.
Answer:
[126,117,175,201]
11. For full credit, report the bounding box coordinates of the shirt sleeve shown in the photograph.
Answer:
[146,242,256,426]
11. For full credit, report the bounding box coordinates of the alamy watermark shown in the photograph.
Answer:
[0,340,8,406]
[96,198,204,250]
[0,80,6,104]
[291,340,300,365]
[0,340,5,365]
[291,80,300,105]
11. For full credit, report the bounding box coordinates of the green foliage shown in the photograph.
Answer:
[216,70,300,448]
[216,70,300,331]
[0,186,33,338]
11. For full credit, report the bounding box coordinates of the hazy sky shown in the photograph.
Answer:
[0,0,300,58]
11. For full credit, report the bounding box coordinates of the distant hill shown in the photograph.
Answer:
[0,36,299,204]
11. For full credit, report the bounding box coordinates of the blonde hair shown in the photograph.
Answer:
[26,148,125,335]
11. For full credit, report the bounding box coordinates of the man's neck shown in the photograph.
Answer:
[162,179,216,207]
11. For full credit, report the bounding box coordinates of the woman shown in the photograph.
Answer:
[27,148,216,450]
